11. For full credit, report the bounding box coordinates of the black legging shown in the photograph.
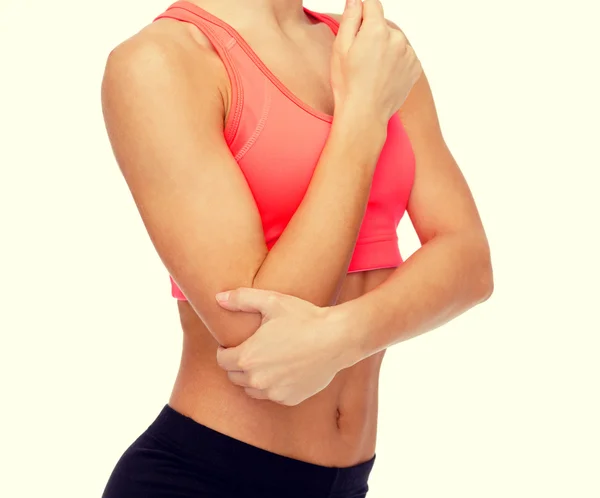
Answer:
[102,404,375,498]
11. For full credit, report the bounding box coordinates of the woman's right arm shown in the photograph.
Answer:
[101,0,420,348]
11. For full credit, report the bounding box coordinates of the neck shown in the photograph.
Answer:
[187,0,308,27]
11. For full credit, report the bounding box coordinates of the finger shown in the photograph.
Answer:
[215,287,280,316]
[361,0,385,27]
[216,345,243,371]
[244,387,269,401]
[335,0,363,54]
[227,370,251,387]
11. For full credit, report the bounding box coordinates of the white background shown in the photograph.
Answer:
[1,0,599,496]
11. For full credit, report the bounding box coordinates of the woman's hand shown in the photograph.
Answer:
[331,0,422,126]
[214,288,360,406]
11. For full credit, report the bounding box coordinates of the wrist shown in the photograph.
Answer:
[331,103,388,152]
[322,303,368,371]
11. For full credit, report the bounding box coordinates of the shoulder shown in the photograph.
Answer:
[101,19,227,111]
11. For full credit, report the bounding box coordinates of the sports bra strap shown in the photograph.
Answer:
[154,5,237,50]
[303,8,340,34]
[152,1,340,145]
[152,3,243,146]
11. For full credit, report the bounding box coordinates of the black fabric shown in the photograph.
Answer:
[102,404,375,498]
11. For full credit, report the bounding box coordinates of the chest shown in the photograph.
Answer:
[235,107,415,247]
[235,23,336,117]
[212,15,415,247]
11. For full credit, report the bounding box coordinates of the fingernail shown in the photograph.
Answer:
[215,291,230,302]
[347,0,356,7]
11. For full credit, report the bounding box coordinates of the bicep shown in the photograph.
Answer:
[101,37,267,347]
[400,70,486,244]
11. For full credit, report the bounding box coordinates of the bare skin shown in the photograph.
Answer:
[101,0,487,470]
[171,4,396,454]
[173,268,392,466]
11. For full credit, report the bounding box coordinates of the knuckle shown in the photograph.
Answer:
[237,352,251,370]
[342,9,358,20]
[231,372,244,386]
[248,372,264,390]
[333,43,346,58]
[227,288,239,303]
[390,29,405,45]
[371,22,388,37]
[390,34,407,53]
[240,287,254,301]
[265,293,279,307]
[266,388,284,403]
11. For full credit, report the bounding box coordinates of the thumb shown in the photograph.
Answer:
[335,0,363,55]
[215,287,281,316]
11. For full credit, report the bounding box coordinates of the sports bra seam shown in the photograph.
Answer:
[190,18,244,147]
[355,234,399,245]
[170,2,334,124]
[229,42,333,124]
[234,80,272,162]
[160,8,244,146]
[224,37,237,51]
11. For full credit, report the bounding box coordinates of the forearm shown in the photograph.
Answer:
[332,231,494,366]
[253,111,387,306]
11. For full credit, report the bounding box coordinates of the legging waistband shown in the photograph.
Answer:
[148,404,376,497]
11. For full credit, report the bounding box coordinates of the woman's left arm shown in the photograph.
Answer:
[334,68,494,360]
[316,14,493,355]
[216,42,494,406]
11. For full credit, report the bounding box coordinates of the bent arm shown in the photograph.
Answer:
[101,35,384,348]
[333,70,494,365]
[251,113,385,303]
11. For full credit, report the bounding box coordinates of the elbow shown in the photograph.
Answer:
[455,230,493,305]
[181,289,263,349]
[210,308,263,349]
[478,264,494,303]
[475,246,494,304]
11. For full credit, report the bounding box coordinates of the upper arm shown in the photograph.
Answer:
[101,32,267,347]
[386,18,487,244]
[399,64,487,245]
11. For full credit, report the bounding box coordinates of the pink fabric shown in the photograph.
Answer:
[154,1,415,300]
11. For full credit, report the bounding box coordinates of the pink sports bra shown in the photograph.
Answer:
[153,1,416,301]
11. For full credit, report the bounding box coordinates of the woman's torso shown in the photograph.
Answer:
[171,269,392,468]
[145,0,407,467]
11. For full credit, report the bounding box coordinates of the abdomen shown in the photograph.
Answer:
[168,267,394,467]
